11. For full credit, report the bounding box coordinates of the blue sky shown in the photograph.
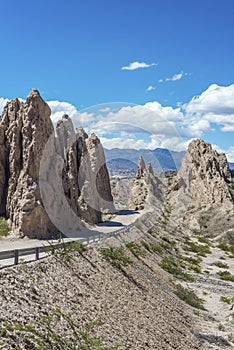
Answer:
[0,0,234,160]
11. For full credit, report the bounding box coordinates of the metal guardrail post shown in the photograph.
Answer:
[14,250,19,265]
[35,247,39,260]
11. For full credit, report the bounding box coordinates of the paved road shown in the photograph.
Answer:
[0,209,145,253]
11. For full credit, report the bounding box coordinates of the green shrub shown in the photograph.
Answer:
[126,242,145,257]
[158,234,177,250]
[220,296,234,304]
[218,324,225,331]
[175,284,205,310]
[159,256,194,282]
[213,261,229,269]
[0,309,121,349]
[0,217,10,237]
[47,237,86,264]
[160,241,176,250]
[188,264,201,273]
[183,241,211,256]
[217,243,230,251]
[181,255,202,264]
[217,243,234,257]
[140,240,163,254]
[218,270,234,282]
[227,333,234,342]
[99,247,132,270]
[193,310,200,316]
[197,236,210,244]
[159,233,171,243]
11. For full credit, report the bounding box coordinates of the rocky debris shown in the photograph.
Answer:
[128,157,162,211]
[0,90,114,238]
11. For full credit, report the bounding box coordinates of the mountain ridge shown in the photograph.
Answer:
[105,147,233,176]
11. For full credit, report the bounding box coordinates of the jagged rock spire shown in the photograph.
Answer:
[136,155,146,178]
[128,155,162,210]
[0,89,115,238]
[0,88,55,238]
[147,162,154,176]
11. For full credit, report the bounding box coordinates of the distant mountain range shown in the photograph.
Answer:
[105,148,234,176]
[105,148,185,176]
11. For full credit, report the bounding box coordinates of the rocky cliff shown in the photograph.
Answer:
[55,117,115,226]
[168,139,234,236]
[0,90,57,238]
[170,139,233,206]
[0,89,114,238]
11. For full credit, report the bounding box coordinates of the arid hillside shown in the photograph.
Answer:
[0,212,202,350]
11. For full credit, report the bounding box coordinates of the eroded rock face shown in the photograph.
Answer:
[56,120,115,225]
[0,90,114,238]
[85,133,115,214]
[168,139,234,236]
[128,158,162,210]
[0,89,57,238]
[136,156,146,179]
[170,139,233,206]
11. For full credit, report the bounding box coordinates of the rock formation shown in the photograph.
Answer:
[0,89,57,238]
[0,89,114,238]
[168,139,234,236]
[169,139,233,206]
[136,156,146,179]
[55,117,115,225]
[128,156,162,210]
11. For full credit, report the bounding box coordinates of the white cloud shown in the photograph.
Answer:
[184,84,234,132]
[166,72,183,81]
[101,134,192,153]
[159,71,185,83]
[0,98,9,115]
[146,85,155,92]
[188,119,213,133]
[101,137,148,150]
[98,102,184,137]
[46,85,234,159]
[185,84,234,114]
[0,83,233,160]
[212,144,234,163]
[226,147,234,162]
[121,61,157,71]
[47,100,94,127]
[98,107,111,113]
